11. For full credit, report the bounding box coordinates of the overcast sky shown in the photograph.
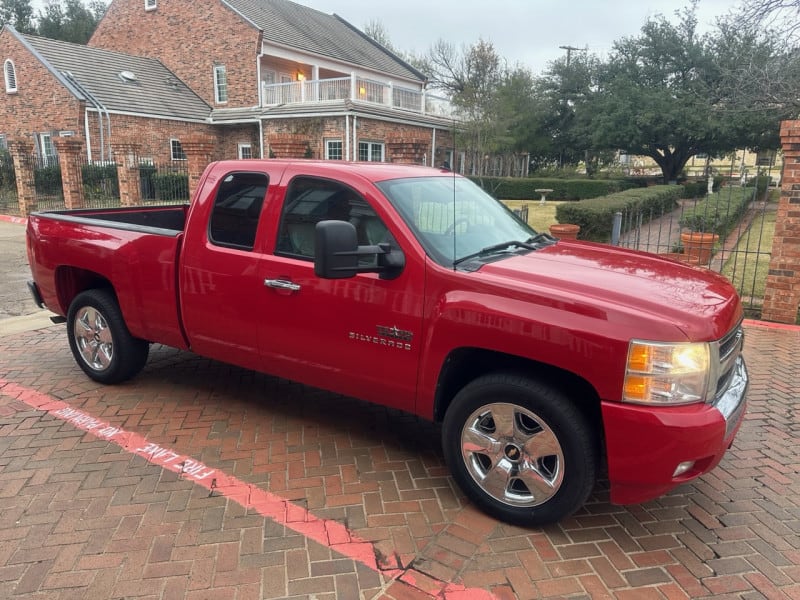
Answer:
[299,0,742,73]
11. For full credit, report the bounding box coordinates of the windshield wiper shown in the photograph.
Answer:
[452,240,537,267]
[526,232,557,244]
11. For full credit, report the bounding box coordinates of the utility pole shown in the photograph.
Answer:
[559,45,584,67]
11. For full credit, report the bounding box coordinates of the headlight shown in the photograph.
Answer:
[623,340,712,405]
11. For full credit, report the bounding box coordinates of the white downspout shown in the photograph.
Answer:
[83,107,92,162]
[431,127,436,166]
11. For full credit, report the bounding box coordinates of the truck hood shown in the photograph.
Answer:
[476,240,742,341]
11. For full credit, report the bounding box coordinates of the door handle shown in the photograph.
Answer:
[264,278,301,292]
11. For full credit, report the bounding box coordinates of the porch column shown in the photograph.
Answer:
[8,139,36,216]
[762,120,800,323]
[111,143,142,207]
[53,138,85,210]
[182,134,215,201]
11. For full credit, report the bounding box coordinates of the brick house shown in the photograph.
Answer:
[0,25,215,164]
[1,0,455,169]
[88,0,455,165]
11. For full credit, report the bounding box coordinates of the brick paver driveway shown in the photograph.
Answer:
[1,321,798,599]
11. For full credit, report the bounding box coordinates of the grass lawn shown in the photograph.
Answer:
[501,200,565,233]
[721,209,774,306]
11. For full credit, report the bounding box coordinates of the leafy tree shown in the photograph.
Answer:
[37,0,107,44]
[0,0,35,34]
[586,4,788,183]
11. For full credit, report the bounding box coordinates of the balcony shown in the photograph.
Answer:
[261,75,457,119]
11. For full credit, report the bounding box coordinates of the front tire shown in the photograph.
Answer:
[442,373,597,526]
[67,289,149,384]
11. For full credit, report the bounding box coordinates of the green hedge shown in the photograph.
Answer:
[744,175,771,195]
[152,172,189,201]
[469,177,637,201]
[34,164,63,196]
[679,188,753,238]
[555,185,682,242]
[81,163,119,198]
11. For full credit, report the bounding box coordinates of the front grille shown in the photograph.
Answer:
[715,322,744,399]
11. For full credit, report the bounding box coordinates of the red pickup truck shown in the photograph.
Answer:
[26,160,748,525]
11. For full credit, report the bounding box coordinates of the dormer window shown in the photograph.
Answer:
[145,0,157,11]
[4,59,17,93]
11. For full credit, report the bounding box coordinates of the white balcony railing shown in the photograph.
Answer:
[261,74,457,118]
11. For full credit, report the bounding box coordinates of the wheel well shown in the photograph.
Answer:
[434,347,602,429]
[55,266,114,314]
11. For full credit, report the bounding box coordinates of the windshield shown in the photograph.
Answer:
[376,176,538,267]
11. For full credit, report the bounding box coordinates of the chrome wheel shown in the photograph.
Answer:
[73,306,114,372]
[460,402,564,507]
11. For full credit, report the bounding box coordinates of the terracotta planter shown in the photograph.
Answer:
[660,252,700,266]
[549,223,580,240]
[680,231,719,265]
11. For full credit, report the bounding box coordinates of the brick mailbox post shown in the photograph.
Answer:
[110,143,143,207]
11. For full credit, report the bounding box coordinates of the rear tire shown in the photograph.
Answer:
[67,289,149,384]
[442,372,597,526]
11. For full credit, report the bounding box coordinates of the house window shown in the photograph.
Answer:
[238,143,252,159]
[38,133,56,166]
[4,59,17,93]
[170,139,187,161]
[358,141,384,162]
[214,64,228,104]
[145,0,157,10]
[325,140,343,160]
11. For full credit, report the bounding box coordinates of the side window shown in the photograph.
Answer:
[275,177,390,261]
[208,172,268,250]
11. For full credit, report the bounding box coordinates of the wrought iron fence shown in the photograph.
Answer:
[616,182,776,319]
[138,161,189,204]
[0,151,18,215]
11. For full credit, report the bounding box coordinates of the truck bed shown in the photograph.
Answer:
[35,204,189,236]
[26,204,190,349]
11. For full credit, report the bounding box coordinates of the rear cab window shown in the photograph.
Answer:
[208,172,269,250]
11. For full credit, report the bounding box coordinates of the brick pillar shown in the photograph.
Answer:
[762,120,800,323]
[182,134,214,200]
[52,138,85,210]
[8,139,37,216]
[110,143,142,207]
[386,136,429,164]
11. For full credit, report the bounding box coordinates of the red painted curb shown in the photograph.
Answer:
[0,214,26,225]
[0,378,497,600]
[743,319,800,332]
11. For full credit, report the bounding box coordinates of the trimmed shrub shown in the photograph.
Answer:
[744,175,771,195]
[681,180,707,199]
[34,164,62,196]
[81,162,119,198]
[679,188,753,239]
[469,176,637,201]
[555,185,682,242]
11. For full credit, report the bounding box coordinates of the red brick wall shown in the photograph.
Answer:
[90,0,261,108]
[0,30,84,148]
[762,120,800,323]
[262,116,452,164]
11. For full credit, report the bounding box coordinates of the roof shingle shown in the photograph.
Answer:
[23,34,211,121]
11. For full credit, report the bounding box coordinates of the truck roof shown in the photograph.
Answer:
[212,159,455,183]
